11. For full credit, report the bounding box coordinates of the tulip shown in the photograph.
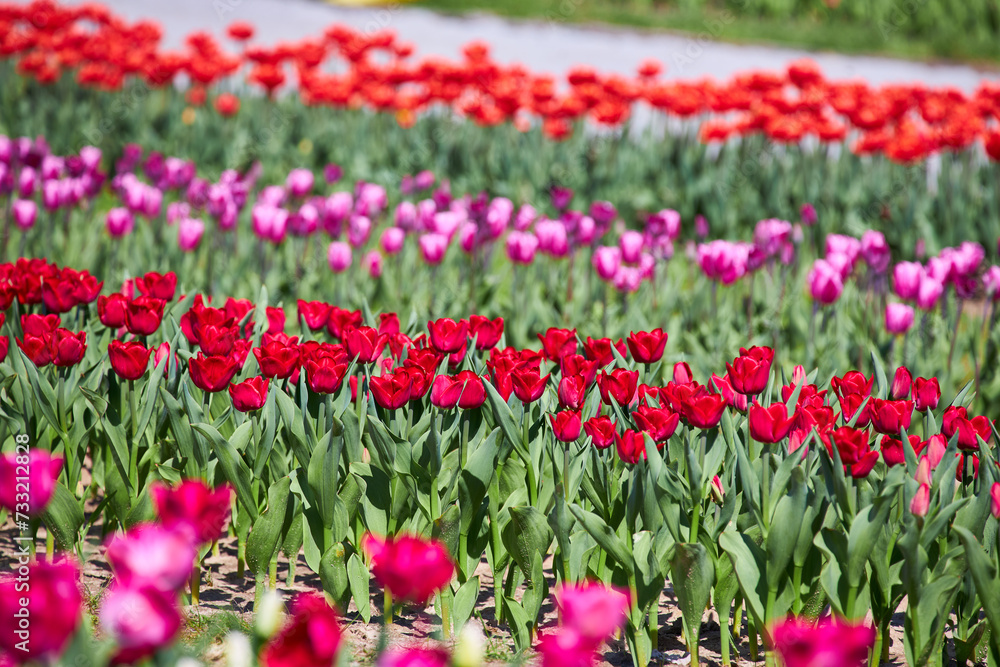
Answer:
[868,398,913,434]
[327,241,352,273]
[297,300,332,331]
[537,327,578,362]
[326,307,363,340]
[597,369,638,406]
[125,296,165,336]
[558,374,588,410]
[592,246,622,280]
[627,328,668,364]
[362,533,455,605]
[808,259,844,304]
[615,430,647,464]
[831,371,874,398]
[108,340,153,380]
[673,362,694,384]
[0,559,82,662]
[891,366,912,399]
[106,207,135,238]
[419,233,449,264]
[98,293,129,328]
[344,326,387,364]
[991,482,1000,519]
[428,318,469,354]
[134,271,177,301]
[681,392,728,429]
[535,627,601,667]
[710,475,725,504]
[229,376,269,412]
[253,341,300,379]
[506,231,539,264]
[879,434,925,467]
[912,377,940,411]
[916,275,944,310]
[177,216,205,251]
[555,581,630,643]
[261,593,343,667]
[12,198,36,230]
[748,402,795,443]
[632,405,680,443]
[910,484,930,517]
[885,302,914,334]
[304,356,348,394]
[18,333,53,366]
[710,373,748,414]
[378,313,401,336]
[511,367,549,404]
[725,346,774,395]
[828,426,879,478]
[362,250,383,278]
[861,230,891,273]
[150,479,233,545]
[942,406,992,451]
[380,227,406,255]
[582,336,625,366]
[584,416,617,449]
[0,449,62,516]
[189,353,240,392]
[106,523,196,592]
[550,410,582,442]
[285,168,314,197]
[100,584,182,664]
[769,616,875,667]
[370,371,412,410]
[376,648,451,667]
[468,314,503,350]
[48,328,86,366]
[431,371,486,410]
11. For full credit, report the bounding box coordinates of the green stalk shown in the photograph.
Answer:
[268,556,278,589]
[381,587,391,626]
[191,563,201,605]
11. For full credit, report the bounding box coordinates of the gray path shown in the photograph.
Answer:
[23,0,1000,90]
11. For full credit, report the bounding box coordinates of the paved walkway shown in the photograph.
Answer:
[38,0,1000,90]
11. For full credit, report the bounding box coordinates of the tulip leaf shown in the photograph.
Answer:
[501,506,552,585]
[846,496,897,588]
[719,529,767,625]
[954,526,1000,640]
[632,530,665,612]
[452,576,480,635]
[670,542,714,661]
[39,483,84,552]
[459,427,500,532]
[483,380,528,461]
[159,387,198,471]
[245,476,291,576]
[503,596,533,650]
[765,467,807,592]
[319,542,351,612]
[568,503,631,569]
[348,552,371,623]
[870,349,888,399]
[192,422,257,521]
[307,430,341,527]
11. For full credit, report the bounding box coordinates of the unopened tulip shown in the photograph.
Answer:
[327,241,352,273]
[12,198,36,230]
[627,329,668,364]
[419,233,448,264]
[549,410,582,442]
[584,416,617,449]
[229,376,269,412]
[106,207,134,238]
[913,377,940,411]
[261,593,342,667]
[991,482,1000,519]
[891,366,912,399]
[910,484,930,517]
[885,303,914,334]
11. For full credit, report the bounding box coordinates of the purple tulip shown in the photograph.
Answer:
[363,250,384,278]
[647,209,681,240]
[514,204,537,231]
[592,246,621,280]
[324,163,343,184]
[348,214,372,247]
[252,204,288,243]
[536,219,570,257]
[79,146,101,172]
[590,200,617,225]
[619,230,645,264]
[414,169,435,190]
[808,258,844,305]
[18,166,36,197]
[916,275,944,310]
[826,234,861,265]
[861,230,891,273]
[178,217,205,252]
[885,303,915,334]
[419,233,449,265]
[12,198,37,230]
[106,207,135,238]
[381,227,405,255]
[395,201,417,229]
[506,231,538,264]
[800,202,818,226]
[328,241,353,273]
[286,168,314,198]
[893,261,923,300]
[550,186,573,211]
[42,179,60,211]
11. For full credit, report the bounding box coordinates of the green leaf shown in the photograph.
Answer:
[319,542,351,612]
[670,542,715,661]
[348,552,371,623]
[568,503,631,569]
[719,529,767,625]
[39,483,84,552]
[192,422,257,521]
[245,476,291,576]
[452,576,481,635]
[483,380,528,460]
[501,506,552,585]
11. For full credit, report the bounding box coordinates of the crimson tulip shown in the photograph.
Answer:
[627,328,668,364]
[725,346,773,395]
[108,340,152,380]
[18,332,52,366]
[549,410,582,442]
[511,367,549,403]
[891,366,912,399]
[344,326,387,364]
[673,361,694,384]
[913,377,940,411]
[682,393,727,429]
[261,593,343,667]
[399,364,432,399]
[48,328,86,366]
[868,398,913,434]
[430,371,486,409]
[597,369,638,406]
[837,392,871,428]
[304,355,348,394]
[880,434,926,467]
[229,376,269,412]
[151,479,232,545]
[134,271,177,301]
[370,371,412,410]
[428,317,468,354]
[632,405,680,443]
[40,280,79,313]
[831,371,874,398]
[189,353,240,393]
[297,299,331,331]
[0,559,82,662]
[0,335,7,363]
[584,416,617,449]
[124,295,165,336]
[560,354,600,386]
[468,314,503,349]
[558,374,588,410]
[22,313,60,336]
[942,406,992,451]
[538,327,578,362]
[748,402,795,443]
[377,312,400,336]
[98,293,129,328]
[326,306,363,339]
[710,373,748,411]
[253,340,300,379]
[991,482,1000,519]
[362,533,455,604]
[615,429,646,464]
[582,336,624,366]
[827,426,879,478]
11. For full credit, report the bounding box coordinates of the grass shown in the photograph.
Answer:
[410,0,1000,66]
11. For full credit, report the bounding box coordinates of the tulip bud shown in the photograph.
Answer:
[992,482,1000,519]
[915,456,932,486]
[891,366,912,400]
[910,484,930,517]
[710,475,725,504]
[224,632,253,667]
[255,590,284,639]
[454,623,486,667]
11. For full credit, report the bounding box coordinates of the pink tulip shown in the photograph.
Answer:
[808,259,844,305]
[910,484,930,517]
[0,449,62,516]
[12,198,36,230]
[555,581,630,643]
[253,204,289,244]
[506,231,539,264]
[592,246,621,280]
[100,585,182,664]
[177,217,205,252]
[106,524,195,592]
[697,240,751,285]
[619,230,645,264]
[514,204,537,231]
[285,168,314,197]
[800,203,817,226]
[394,201,417,229]
[363,250,384,279]
[916,275,944,310]
[376,647,450,667]
[106,207,135,238]
[826,234,861,265]
[983,266,1000,301]
[770,616,875,667]
[361,533,455,605]
[324,191,353,227]
[261,593,343,667]
[694,214,709,238]
[991,482,1000,519]
[150,479,232,546]
[0,559,82,662]
[893,261,923,300]
[536,627,600,667]
[536,219,570,258]
[327,241,352,273]
[431,210,464,239]
[381,227,406,255]
[348,214,372,247]
[861,230,890,273]
[885,303,914,334]
[18,166,37,198]
[356,182,388,216]
[419,233,449,265]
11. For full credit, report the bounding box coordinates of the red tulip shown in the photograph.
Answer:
[942,406,992,451]
[891,366,912,400]
[151,479,233,545]
[105,523,196,592]
[827,426,879,478]
[632,405,680,443]
[48,328,86,367]
[511,367,549,403]
[99,584,182,665]
[108,340,152,380]
[597,369,638,406]
[297,300,332,331]
[124,296,165,336]
[627,328,668,364]
[40,280,79,313]
[17,333,52,366]
[0,335,7,363]
[377,312,400,336]
[399,364,432,399]
[538,327,578,363]
[0,448,62,516]
[326,306,363,339]
[831,371,874,398]
[428,317,468,354]
[725,346,774,395]
[584,416,617,449]
[769,616,875,667]
[261,593,343,667]
[673,361,694,384]
[22,313,60,336]
[468,315,504,350]
[183,304,233,346]
[615,429,646,464]
[913,377,941,411]
[189,353,240,392]
[98,293,129,328]
[229,376,269,412]
[710,373,748,412]
[660,380,708,414]
[407,347,443,375]
[362,533,455,604]
[0,559,82,662]
[430,371,486,410]
[682,393,728,429]
[134,271,177,301]
[253,340,300,379]
[344,326,387,364]
[582,336,624,366]
[748,402,795,443]
[560,354,600,387]
[558,374,588,410]
[879,434,926,467]
[370,371,412,410]
[304,355,349,394]
[838,392,871,428]
[549,410,582,442]
[868,398,914,434]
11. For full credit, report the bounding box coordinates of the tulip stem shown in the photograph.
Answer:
[268,556,277,589]
[440,589,452,640]
[384,587,393,625]
[45,528,54,559]
[191,564,200,605]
